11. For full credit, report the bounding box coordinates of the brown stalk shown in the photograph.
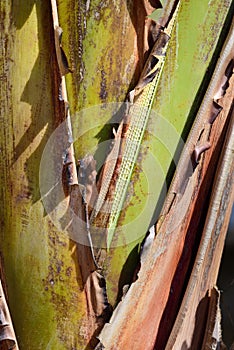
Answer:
[95,18,234,350]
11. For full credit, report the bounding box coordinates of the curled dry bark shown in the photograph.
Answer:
[51,0,112,346]
[0,260,18,350]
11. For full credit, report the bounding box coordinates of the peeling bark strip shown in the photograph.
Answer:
[201,288,224,349]
[90,0,181,250]
[50,0,111,345]
[165,86,234,350]
[90,122,124,220]
[51,0,78,187]
[66,185,112,346]
[95,17,234,350]
[149,0,180,27]
[0,280,19,350]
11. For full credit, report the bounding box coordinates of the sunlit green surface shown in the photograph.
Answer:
[0,1,87,349]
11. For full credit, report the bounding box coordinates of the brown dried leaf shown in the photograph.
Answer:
[0,280,18,350]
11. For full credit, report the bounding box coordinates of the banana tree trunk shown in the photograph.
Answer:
[0,0,233,349]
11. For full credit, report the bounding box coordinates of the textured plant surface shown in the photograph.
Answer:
[0,0,233,349]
